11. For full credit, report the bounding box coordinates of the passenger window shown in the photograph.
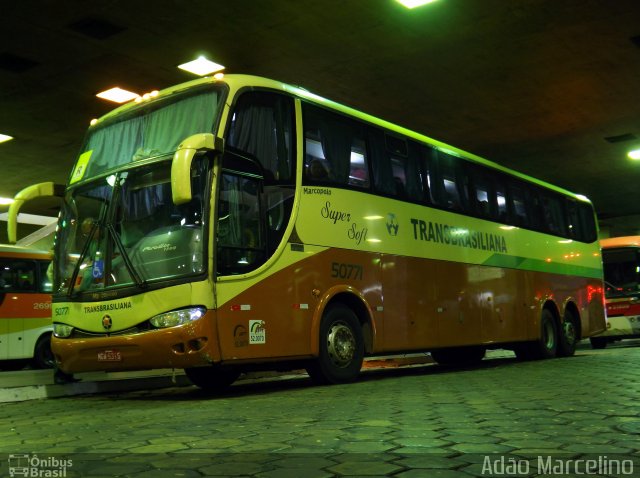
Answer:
[470,170,492,219]
[436,151,468,212]
[578,203,597,242]
[541,194,568,237]
[508,184,529,227]
[495,183,508,224]
[303,104,369,188]
[0,260,36,292]
[227,91,295,184]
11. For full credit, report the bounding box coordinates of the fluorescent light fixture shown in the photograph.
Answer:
[396,0,438,9]
[628,149,640,160]
[178,56,225,76]
[0,212,57,226]
[0,133,13,144]
[0,197,14,205]
[96,87,140,103]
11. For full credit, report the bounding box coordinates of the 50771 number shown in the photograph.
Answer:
[331,262,363,280]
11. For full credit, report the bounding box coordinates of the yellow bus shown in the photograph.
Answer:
[50,74,605,389]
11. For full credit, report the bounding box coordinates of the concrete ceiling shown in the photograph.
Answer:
[2,0,640,230]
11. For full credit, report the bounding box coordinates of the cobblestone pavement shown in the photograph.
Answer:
[1,344,640,477]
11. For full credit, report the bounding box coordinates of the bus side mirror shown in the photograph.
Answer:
[171,133,224,205]
[7,182,64,244]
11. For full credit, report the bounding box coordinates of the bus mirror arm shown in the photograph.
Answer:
[171,133,224,205]
[7,181,64,244]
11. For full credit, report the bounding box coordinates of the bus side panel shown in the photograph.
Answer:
[0,292,50,360]
[215,248,382,362]
[524,271,605,340]
[378,253,439,351]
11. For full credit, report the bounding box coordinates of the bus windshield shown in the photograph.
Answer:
[602,247,640,298]
[74,85,224,183]
[54,158,209,296]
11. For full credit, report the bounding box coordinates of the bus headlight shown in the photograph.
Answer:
[53,324,74,338]
[150,307,206,328]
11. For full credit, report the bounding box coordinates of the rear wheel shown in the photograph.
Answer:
[184,365,241,391]
[557,310,579,357]
[32,334,55,369]
[590,337,608,349]
[306,303,364,385]
[515,309,558,360]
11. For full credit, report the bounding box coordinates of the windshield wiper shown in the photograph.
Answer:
[107,224,147,289]
[67,220,99,297]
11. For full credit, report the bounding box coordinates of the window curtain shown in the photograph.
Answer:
[231,103,278,175]
[368,129,395,195]
[82,90,218,179]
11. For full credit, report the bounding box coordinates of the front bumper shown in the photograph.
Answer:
[52,310,221,373]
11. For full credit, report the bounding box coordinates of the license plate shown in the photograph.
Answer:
[97,350,122,362]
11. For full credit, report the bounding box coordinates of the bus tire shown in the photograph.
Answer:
[518,309,558,360]
[306,303,364,385]
[184,365,241,391]
[590,337,607,349]
[557,310,579,357]
[32,334,55,369]
[431,346,485,366]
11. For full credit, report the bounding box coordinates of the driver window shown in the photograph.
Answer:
[217,172,266,275]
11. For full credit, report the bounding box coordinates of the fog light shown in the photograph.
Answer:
[53,324,74,338]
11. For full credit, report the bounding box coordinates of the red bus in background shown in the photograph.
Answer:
[592,236,640,349]
[0,245,53,368]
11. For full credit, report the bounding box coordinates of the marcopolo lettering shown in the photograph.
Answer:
[410,218,507,253]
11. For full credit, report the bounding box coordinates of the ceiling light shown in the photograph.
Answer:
[0,134,13,144]
[396,0,438,8]
[178,56,225,76]
[96,87,140,103]
[629,149,640,160]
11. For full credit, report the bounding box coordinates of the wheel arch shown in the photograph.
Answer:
[310,286,376,356]
[542,299,562,333]
[563,299,583,341]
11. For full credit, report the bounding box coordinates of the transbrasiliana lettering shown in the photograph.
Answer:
[410,218,507,254]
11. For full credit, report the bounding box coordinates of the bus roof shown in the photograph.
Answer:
[600,236,640,249]
[89,73,592,205]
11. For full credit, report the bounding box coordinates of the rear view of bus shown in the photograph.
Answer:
[592,236,640,348]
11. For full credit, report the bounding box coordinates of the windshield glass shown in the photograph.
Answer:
[602,247,640,298]
[53,158,209,296]
[71,85,224,183]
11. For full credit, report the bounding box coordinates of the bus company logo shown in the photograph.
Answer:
[8,454,73,477]
[233,325,248,347]
[386,213,399,236]
[102,314,112,330]
[249,320,266,344]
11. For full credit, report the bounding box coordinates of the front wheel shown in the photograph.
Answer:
[32,334,55,369]
[184,365,241,392]
[306,304,364,385]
